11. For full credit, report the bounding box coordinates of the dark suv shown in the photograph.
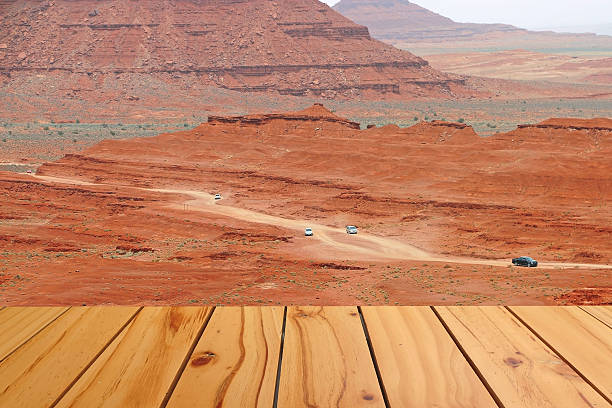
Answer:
[512,256,538,267]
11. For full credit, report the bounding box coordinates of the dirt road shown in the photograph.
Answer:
[35,175,612,270]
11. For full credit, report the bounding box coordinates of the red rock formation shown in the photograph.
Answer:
[208,103,361,129]
[0,0,473,100]
[490,118,612,151]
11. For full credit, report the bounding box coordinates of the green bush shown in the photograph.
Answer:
[457,118,465,123]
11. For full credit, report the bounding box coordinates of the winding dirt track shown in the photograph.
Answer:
[35,175,612,270]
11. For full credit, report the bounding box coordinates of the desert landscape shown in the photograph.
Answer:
[1,105,610,306]
[0,0,610,307]
[2,2,611,407]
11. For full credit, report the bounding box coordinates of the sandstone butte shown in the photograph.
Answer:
[0,0,476,101]
[0,104,610,305]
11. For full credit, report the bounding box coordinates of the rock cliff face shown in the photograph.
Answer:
[209,104,361,129]
[0,0,473,100]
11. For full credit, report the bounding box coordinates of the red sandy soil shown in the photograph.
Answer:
[427,51,612,85]
[333,0,612,57]
[0,105,610,306]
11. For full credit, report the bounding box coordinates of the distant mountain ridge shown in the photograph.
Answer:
[333,0,522,42]
[333,0,612,56]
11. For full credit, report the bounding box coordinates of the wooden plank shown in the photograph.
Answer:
[362,306,497,407]
[277,306,385,407]
[580,306,612,329]
[0,307,69,361]
[167,307,284,408]
[0,306,139,408]
[435,306,610,407]
[511,306,612,401]
[55,306,212,408]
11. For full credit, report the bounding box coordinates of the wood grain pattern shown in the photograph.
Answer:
[167,307,283,408]
[435,306,609,408]
[55,306,212,408]
[511,306,612,400]
[277,306,385,408]
[580,306,612,329]
[0,306,138,408]
[0,306,69,361]
[362,306,497,407]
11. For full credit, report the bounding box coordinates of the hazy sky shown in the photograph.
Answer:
[322,0,611,32]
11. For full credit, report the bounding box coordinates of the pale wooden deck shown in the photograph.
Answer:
[0,306,610,407]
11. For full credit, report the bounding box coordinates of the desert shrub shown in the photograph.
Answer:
[43,126,49,130]
[57,131,64,136]
[413,116,418,121]
[457,118,465,123]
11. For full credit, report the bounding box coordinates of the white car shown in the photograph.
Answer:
[346,225,358,234]
[305,228,313,236]
[214,194,222,200]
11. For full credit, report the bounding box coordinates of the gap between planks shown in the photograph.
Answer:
[50,307,144,408]
[357,306,391,408]
[506,306,612,406]
[579,306,612,330]
[272,307,288,408]
[431,306,505,408]
[159,306,216,408]
[0,306,71,364]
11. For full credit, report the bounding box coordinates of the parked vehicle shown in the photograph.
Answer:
[512,256,538,267]
[346,225,358,234]
[305,228,313,236]
[214,194,222,200]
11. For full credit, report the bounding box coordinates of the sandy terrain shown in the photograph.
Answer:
[0,105,610,306]
[427,51,612,85]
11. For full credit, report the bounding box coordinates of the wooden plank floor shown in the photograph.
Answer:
[0,307,610,408]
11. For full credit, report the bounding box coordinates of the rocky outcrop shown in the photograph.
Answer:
[517,118,612,132]
[208,103,361,129]
[0,0,475,100]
